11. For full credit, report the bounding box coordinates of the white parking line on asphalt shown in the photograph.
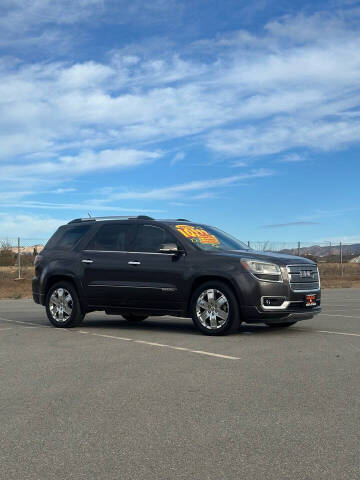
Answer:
[134,340,170,347]
[297,327,360,337]
[191,350,241,360]
[14,320,42,326]
[316,330,360,337]
[319,313,360,319]
[134,339,240,359]
[323,306,360,309]
[92,333,133,341]
[0,316,14,323]
[1,314,359,357]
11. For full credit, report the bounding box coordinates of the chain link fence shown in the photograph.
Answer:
[0,237,48,279]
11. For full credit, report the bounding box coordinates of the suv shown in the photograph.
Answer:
[33,216,321,335]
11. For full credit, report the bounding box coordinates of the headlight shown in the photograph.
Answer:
[241,259,282,282]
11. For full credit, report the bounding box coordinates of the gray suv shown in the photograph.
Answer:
[33,216,321,335]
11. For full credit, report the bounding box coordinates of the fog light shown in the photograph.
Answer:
[263,297,285,307]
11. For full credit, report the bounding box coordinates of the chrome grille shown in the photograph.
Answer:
[287,264,320,292]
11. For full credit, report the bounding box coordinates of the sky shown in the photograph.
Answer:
[0,0,360,245]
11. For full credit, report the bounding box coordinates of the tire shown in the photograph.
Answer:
[45,281,84,328]
[122,313,148,322]
[265,321,297,328]
[190,281,241,336]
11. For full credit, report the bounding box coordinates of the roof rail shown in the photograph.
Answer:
[176,218,191,221]
[68,215,154,224]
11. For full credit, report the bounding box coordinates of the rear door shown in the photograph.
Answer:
[124,223,188,310]
[81,222,137,307]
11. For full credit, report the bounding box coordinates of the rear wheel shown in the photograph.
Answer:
[190,281,240,335]
[45,281,84,328]
[265,321,297,328]
[122,313,148,322]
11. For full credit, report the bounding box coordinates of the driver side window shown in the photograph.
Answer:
[130,225,177,253]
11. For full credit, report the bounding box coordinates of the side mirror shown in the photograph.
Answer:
[159,243,179,253]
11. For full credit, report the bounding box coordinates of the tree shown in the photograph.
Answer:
[0,241,15,266]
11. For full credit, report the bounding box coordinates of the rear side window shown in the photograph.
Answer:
[130,224,176,253]
[86,223,137,251]
[54,225,91,250]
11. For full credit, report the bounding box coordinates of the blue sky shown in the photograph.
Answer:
[0,0,360,244]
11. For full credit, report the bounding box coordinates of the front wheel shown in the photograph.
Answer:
[265,321,297,328]
[45,281,84,328]
[190,281,241,335]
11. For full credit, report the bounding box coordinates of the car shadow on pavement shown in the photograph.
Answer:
[81,316,304,337]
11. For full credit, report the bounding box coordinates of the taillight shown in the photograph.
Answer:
[34,255,42,266]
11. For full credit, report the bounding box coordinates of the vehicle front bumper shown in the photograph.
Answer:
[237,274,322,323]
[241,304,322,323]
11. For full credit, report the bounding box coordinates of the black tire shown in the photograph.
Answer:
[190,281,241,336]
[45,281,84,328]
[265,321,297,328]
[122,313,148,322]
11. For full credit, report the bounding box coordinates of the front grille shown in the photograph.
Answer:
[290,281,320,291]
[287,264,320,292]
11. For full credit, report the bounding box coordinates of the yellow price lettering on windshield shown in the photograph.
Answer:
[176,225,220,245]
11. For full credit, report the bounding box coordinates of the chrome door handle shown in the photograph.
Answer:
[82,259,94,264]
[128,261,141,265]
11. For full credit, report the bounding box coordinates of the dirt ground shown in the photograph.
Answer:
[0,265,359,299]
[0,267,34,299]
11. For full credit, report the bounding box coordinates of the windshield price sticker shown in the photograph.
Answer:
[176,225,220,245]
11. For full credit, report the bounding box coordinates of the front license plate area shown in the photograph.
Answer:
[305,294,316,307]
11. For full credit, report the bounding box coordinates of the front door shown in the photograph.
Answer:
[124,223,188,310]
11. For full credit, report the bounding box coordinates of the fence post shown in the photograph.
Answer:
[17,237,21,280]
[297,241,300,256]
[340,241,343,277]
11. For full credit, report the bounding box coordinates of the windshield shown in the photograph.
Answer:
[172,223,251,252]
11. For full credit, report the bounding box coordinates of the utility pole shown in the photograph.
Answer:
[340,242,343,276]
[17,237,22,280]
[323,240,332,258]
[297,241,300,256]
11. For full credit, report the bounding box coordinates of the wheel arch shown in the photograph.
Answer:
[187,275,242,316]
[44,274,86,311]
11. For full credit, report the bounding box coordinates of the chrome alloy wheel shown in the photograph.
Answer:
[196,288,229,330]
[49,288,73,323]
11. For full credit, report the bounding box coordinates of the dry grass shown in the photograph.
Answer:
[318,263,360,288]
[0,263,359,300]
[0,266,34,299]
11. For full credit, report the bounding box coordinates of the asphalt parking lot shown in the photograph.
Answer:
[1,289,359,480]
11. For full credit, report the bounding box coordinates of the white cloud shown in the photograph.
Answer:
[0,1,184,51]
[106,169,273,200]
[277,153,305,163]
[207,118,360,157]
[0,201,165,214]
[170,152,185,166]
[0,8,360,206]
[0,148,161,182]
[1,9,360,167]
[53,188,76,194]
[0,213,64,239]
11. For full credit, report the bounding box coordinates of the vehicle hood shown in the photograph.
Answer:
[219,250,316,266]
